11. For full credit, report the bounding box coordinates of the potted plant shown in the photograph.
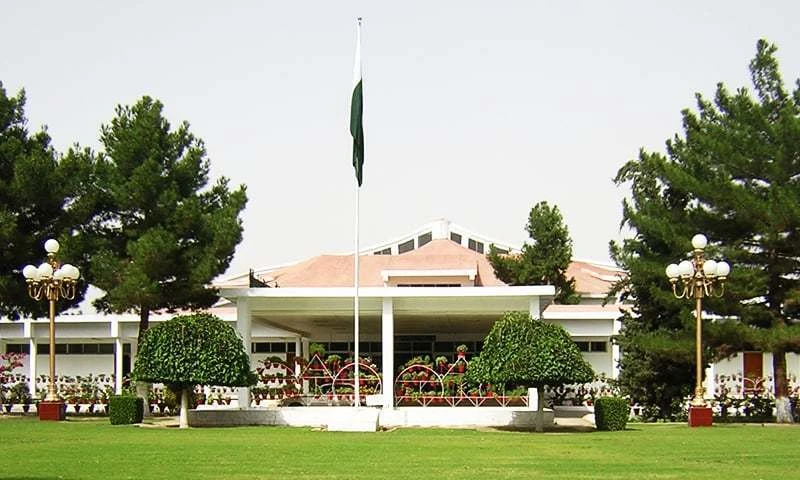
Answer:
[326,354,342,372]
[12,382,32,413]
[435,355,449,373]
[309,343,326,359]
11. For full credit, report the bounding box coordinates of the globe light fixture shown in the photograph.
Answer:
[21,239,80,421]
[665,233,730,427]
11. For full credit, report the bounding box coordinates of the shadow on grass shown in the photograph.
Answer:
[490,424,596,433]
[0,477,74,480]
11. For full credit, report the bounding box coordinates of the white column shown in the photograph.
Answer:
[23,320,36,397]
[301,337,310,394]
[115,339,124,394]
[294,338,302,376]
[236,297,252,408]
[705,363,715,400]
[611,318,622,380]
[529,297,541,320]
[381,297,395,409]
[28,339,38,397]
[129,341,137,371]
[110,318,124,394]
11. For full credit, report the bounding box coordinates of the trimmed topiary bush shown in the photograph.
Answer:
[594,396,629,431]
[132,313,257,428]
[467,311,595,432]
[109,395,144,425]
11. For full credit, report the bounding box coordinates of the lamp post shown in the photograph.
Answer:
[21,239,80,421]
[665,233,730,427]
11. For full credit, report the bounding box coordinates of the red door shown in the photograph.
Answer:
[742,352,763,393]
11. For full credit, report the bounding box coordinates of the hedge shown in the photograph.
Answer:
[109,395,144,425]
[594,396,629,431]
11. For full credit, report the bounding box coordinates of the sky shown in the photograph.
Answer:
[3,1,800,277]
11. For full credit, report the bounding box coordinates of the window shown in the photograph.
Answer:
[397,283,461,287]
[450,232,462,244]
[5,344,29,354]
[468,238,484,254]
[434,341,455,352]
[493,247,509,255]
[575,341,607,352]
[251,342,288,353]
[374,248,391,255]
[590,341,607,352]
[398,239,415,254]
[417,232,432,247]
[37,343,115,355]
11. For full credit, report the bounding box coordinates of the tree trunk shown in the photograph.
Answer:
[137,308,150,347]
[180,386,190,429]
[136,308,152,416]
[773,349,794,424]
[535,387,545,433]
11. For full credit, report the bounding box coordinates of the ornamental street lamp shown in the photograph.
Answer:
[21,239,80,420]
[665,233,730,427]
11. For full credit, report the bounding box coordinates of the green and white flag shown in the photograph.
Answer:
[350,18,364,187]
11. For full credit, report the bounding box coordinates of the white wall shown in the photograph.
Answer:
[20,354,116,378]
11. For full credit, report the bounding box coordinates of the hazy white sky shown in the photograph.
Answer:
[3,1,799,276]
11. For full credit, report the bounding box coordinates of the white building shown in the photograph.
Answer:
[2,218,791,403]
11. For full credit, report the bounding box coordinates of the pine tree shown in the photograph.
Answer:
[0,82,87,318]
[75,96,247,345]
[613,40,800,422]
[488,201,579,304]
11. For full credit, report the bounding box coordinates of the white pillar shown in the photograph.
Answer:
[22,320,36,396]
[110,318,124,394]
[28,339,38,398]
[301,337,310,394]
[129,341,137,371]
[611,318,622,380]
[705,363,715,400]
[236,297,252,408]
[529,297,541,320]
[381,297,394,409]
[294,338,302,376]
[115,338,124,394]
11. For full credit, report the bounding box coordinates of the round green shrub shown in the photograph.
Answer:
[594,396,630,431]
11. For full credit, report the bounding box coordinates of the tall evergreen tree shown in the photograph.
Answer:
[488,201,579,304]
[75,97,247,345]
[0,82,88,319]
[613,40,800,422]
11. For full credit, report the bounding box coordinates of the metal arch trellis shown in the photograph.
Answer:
[393,355,529,408]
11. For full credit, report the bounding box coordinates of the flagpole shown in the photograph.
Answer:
[352,16,363,408]
[354,179,361,408]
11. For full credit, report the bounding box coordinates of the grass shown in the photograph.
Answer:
[0,417,798,479]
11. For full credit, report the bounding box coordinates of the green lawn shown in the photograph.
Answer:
[0,417,797,479]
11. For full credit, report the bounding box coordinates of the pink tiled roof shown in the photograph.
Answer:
[220,241,622,296]
[566,260,623,296]
[256,239,506,288]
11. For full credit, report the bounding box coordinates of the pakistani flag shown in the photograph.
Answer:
[350,18,364,187]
